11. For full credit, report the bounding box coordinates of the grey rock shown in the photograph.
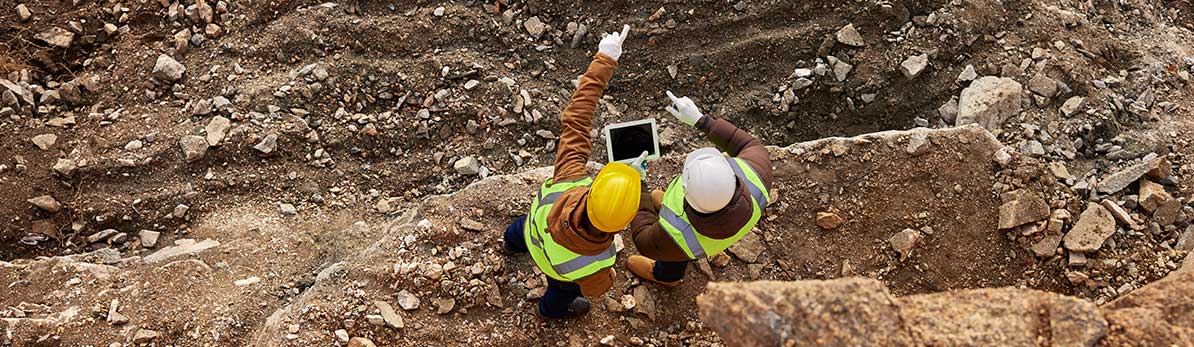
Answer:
[152,54,186,82]
[900,54,929,79]
[1020,140,1045,157]
[957,76,1022,130]
[397,290,421,311]
[16,4,31,22]
[835,24,866,47]
[1032,233,1062,258]
[938,96,959,124]
[253,134,278,154]
[34,27,74,48]
[179,135,209,162]
[373,301,405,329]
[454,156,481,175]
[957,65,978,82]
[833,61,853,82]
[53,158,77,177]
[87,229,118,243]
[139,230,161,248]
[27,195,62,213]
[1097,157,1165,195]
[727,231,764,263]
[31,134,57,150]
[279,203,297,215]
[632,285,656,321]
[998,190,1050,229]
[889,228,922,261]
[1063,203,1116,252]
[906,132,930,156]
[205,116,231,146]
[1061,96,1086,116]
[524,16,547,38]
[1028,74,1058,99]
[143,238,220,262]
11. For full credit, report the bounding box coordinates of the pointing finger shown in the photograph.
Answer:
[666,90,679,103]
[619,25,630,43]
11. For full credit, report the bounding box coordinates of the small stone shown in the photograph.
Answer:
[906,133,930,155]
[205,116,231,146]
[601,335,616,345]
[815,212,844,230]
[173,204,190,218]
[334,330,350,343]
[87,229,117,243]
[1101,200,1141,230]
[16,4,31,22]
[710,252,731,267]
[27,195,62,213]
[1032,233,1063,258]
[957,76,1023,130]
[464,80,480,90]
[454,156,481,175]
[1060,96,1086,116]
[348,337,377,347]
[125,140,144,151]
[900,54,929,79]
[1028,74,1058,99]
[632,286,656,321]
[726,231,764,263]
[1138,180,1172,213]
[373,301,405,329]
[152,54,186,82]
[888,228,922,261]
[1098,158,1166,195]
[997,190,1050,229]
[132,329,159,343]
[31,134,57,150]
[1062,203,1117,252]
[460,219,484,232]
[53,158,77,177]
[1068,252,1088,267]
[434,297,455,315]
[1153,199,1182,227]
[34,27,74,48]
[234,276,260,286]
[833,61,853,82]
[179,135,209,162]
[433,6,445,16]
[279,203,297,216]
[1020,140,1045,157]
[938,96,959,124]
[396,290,420,310]
[139,230,161,248]
[1175,226,1193,251]
[253,134,278,154]
[835,24,866,47]
[524,16,547,38]
[957,65,978,82]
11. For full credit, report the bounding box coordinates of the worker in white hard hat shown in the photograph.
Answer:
[626,91,773,287]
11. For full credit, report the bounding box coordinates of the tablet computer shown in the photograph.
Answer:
[603,118,661,164]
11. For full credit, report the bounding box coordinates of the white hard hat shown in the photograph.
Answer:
[682,147,736,214]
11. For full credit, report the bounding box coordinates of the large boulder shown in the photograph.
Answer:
[957,76,1023,130]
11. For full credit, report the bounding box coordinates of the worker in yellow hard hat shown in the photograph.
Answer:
[503,24,644,319]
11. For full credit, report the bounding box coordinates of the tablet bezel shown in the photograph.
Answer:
[603,118,661,164]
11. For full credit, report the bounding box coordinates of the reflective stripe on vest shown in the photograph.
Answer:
[523,178,616,281]
[659,157,769,259]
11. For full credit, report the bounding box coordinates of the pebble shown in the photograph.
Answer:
[16,4,31,22]
[1020,140,1045,157]
[900,54,929,79]
[348,337,376,347]
[140,230,161,248]
[524,16,547,38]
[132,329,159,343]
[334,330,350,343]
[374,301,405,329]
[1060,96,1086,117]
[152,54,186,82]
[179,135,209,162]
[397,290,420,310]
[906,133,930,155]
[34,27,74,48]
[434,297,455,315]
[957,65,978,82]
[888,228,922,261]
[31,133,57,150]
[464,80,480,90]
[205,116,231,146]
[433,6,445,16]
[835,24,865,47]
[1062,203,1116,252]
[279,203,297,216]
[957,76,1022,130]
[125,140,144,151]
[253,134,278,154]
[454,156,481,175]
[833,61,853,82]
[27,195,62,213]
[815,212,844,230]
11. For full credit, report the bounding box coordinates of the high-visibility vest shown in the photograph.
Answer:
[523,177,617,282]
[659,157,770,259]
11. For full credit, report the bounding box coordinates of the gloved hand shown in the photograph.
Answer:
[627,151,649,180]
[598,25,631,61]
[665,91,705,127]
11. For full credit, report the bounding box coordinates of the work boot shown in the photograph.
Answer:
[627,255,681,287]
[536,297,591,319]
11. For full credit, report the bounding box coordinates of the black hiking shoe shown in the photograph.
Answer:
[535,297,591,319]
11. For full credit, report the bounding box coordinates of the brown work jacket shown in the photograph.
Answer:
[630,117,774,262]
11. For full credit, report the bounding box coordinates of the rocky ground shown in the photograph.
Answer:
[2,0,1194,346]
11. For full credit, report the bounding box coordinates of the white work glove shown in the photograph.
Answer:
[597,25,631,61]
[666,91,705,127]
[628,151,649,180]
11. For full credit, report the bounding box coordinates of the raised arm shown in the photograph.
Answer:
[553,25,630,182]
[666,91,773,188]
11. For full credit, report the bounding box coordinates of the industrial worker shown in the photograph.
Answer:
[627,91,773,287]
[502,25,643,319]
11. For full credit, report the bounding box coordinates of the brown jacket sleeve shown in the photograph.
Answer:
[631,184,693,262]
[554,53,618,182]
[698,116,773,188]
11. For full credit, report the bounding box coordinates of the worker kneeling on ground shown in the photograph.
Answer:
[503,25,644,319]
[628,91,774,287]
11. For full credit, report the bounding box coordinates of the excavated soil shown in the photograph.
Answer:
[2,0,1194,346]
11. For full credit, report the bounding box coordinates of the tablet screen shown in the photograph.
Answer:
[609,123,657,161]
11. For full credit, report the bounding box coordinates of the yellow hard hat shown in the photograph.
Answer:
[587,162,642,233]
